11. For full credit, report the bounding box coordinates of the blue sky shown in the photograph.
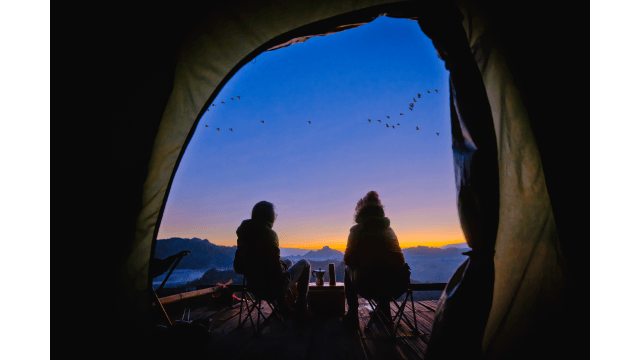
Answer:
[157,16,463,250]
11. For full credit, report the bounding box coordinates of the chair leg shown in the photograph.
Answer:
[365,299,393,336]
[391,297,408,337]
[256,299,264,334]
[265,301,284,323]
[410,290,420,335]
[363,290,420,339]
[365,299,376,329]
[239,298,259,331]
[390,290,420,336]
[238,277,247,328]
[238,290,244,328]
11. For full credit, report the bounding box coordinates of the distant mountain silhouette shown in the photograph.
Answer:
[153,237,236,270]
[303,246,344,260]
[154,239,470,289]
[283,246,343,261]
[279,247,312,257]
[440,242,471,250]
[401,245,468,257]
[400,246,469,283]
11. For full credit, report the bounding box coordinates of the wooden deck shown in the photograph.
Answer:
[161,297,437,360]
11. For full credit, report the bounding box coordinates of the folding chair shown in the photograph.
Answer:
[236,276,285,335]
[363,286,420,338]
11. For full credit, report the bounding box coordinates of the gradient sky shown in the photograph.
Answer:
[156,16,464,251]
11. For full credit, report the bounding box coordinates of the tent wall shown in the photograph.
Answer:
[93,0,584,357]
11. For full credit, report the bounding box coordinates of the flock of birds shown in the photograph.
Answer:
[203,90,441,135]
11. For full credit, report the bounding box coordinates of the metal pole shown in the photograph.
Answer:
[151,288,172,327]
[156,253,186,292]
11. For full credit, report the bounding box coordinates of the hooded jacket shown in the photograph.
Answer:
[343,204,409,299]
[233,218,288,291]
[344,204,406,268]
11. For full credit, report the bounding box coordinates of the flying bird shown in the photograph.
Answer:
[392,126,395,129]
[237,96,240,99]
[416,126,419,130]
[409,108,413,111]
[400,113,404,115]
[427,91,430,94]
[418,93,421,98]
[216,128,220,131]
[435,89,438,93]
[436,132,440,136]
[221,101,225,104]
[308,121,311,124]
[261,120,264,123]
[368,119,371,123]
[229,128,233,131]
[397,123,400,125]
[205,125,209,127]
[386,124,389,127]
[409,103,414,108]
[386,116,390,119]
[413,98,417,102]
[377,120,381,123]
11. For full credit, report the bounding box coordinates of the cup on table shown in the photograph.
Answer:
[312,268,325,286]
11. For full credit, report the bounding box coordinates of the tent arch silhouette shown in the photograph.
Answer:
[107,1,579,359]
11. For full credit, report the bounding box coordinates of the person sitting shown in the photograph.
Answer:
[233,201,311,316]
[342,191,411,327]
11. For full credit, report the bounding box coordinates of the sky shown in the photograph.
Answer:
[156,16,464,251]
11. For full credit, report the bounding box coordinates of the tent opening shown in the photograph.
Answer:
[150,16,469,302]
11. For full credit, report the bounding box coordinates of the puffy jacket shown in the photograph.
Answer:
[234,219,288,293]
[344,205,406,268]
[344,204,409,299]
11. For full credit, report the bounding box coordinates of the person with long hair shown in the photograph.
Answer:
[233,201,311,317]
[342,191,411,327]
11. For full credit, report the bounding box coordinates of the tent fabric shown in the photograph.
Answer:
[417,3,500,357]
[126,0,568,358]
[456,5,568,357]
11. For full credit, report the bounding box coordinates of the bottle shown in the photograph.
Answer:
[328,263,336,285]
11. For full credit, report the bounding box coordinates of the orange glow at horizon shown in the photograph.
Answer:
[158,224,466,252]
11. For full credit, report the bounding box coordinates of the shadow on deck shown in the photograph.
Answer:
[159,298,436,360]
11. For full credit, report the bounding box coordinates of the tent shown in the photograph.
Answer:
[92,0,585,358]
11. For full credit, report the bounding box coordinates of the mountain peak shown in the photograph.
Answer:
[300,246,344,260]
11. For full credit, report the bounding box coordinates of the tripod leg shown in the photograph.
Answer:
[150,288,172,327]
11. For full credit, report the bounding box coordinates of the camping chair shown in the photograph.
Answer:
[359,264,419,338]
[236,276,286,335]
[363,286,420,338]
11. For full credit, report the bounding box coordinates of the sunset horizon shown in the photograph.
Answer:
[156,235,467,252]
[156,16,465,253]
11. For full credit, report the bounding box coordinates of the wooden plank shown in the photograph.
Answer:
[191,295,434,360]
[415,300,438,312]
[358,298,429,360]
[390,301,434,337]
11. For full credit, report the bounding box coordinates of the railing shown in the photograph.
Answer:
[153,282,448,306]
[153,285,225,306]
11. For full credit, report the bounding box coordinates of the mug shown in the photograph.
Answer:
[312,269,325,286]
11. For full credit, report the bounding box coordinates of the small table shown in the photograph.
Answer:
[307,282,345,316]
